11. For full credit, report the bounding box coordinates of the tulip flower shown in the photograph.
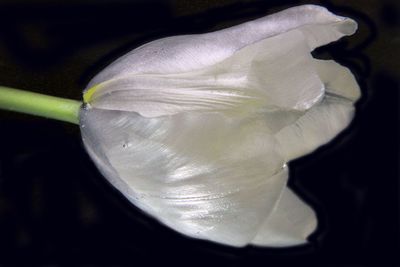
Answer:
[0,5,360,247]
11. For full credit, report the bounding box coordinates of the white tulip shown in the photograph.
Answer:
[79,5,360,247]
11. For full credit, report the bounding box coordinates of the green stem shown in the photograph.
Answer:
[0,86,82,124]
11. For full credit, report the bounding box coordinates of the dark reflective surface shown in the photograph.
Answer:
[0,0,398,265]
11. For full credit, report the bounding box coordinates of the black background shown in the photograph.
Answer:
[0,0,398,266]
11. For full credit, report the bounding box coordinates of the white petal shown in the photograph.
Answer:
[314,59,361,101]
[80,108,288,246]
[275,95,355,161]
[236,30,324,111]
[84,74,260,118]
[274,59,359,161]
[87,5,356,88]
[251,187,317,247]
[88,30,324,117]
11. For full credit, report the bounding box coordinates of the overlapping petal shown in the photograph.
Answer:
[86,5,356,88]
[81,109,288,246]
[275,60,360,161]
[85,29,325,116]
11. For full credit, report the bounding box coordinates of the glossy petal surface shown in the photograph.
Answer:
[80,5,359,247]
[81,109,287,246]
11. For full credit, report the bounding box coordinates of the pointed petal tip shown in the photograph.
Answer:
[303,207,318,239]
[251,211,317,248]
[291,4,358,36]
[250,216,317,248]
[338,17,358,36]
[249,187,318,247]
